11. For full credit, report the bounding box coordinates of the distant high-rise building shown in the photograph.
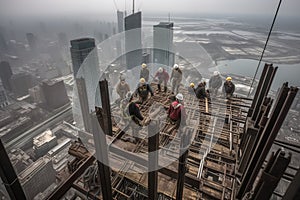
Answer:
[26,33,37,51]
[0,30,8,52]
[29,85,45,105]
[153,22,174,67]
[0,82,9,108]
[19,156,56,200]
[70,38,97,77]
[70,38,100,132]
[0,61,13,91]
[57,32,68,47]
[41,80,69,110]
[10,73,34,97]
[117,11,124,33]
[124,11,142,69]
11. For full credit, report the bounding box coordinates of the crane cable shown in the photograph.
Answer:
[247,0,283,97]
[112,0,119,11]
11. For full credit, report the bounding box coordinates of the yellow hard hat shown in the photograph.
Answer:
[226,77,232,81]
[142,63,147,68]
[190,83,195,88]
[140,78,146,83]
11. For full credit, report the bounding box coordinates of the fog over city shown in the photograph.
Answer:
[0,0,300,200]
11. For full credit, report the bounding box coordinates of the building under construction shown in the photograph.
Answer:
[1,62,299,200]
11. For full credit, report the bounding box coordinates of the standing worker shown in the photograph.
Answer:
[167,93,186,128]
[135,78,154,102]
[140,63,149,82]
[209,71,222,96]
[223,77,235,98]
[170,64,183,94]
[116,76,130,99]
[188,83,195,95]
[154,67,169,93]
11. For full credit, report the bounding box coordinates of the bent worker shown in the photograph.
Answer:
[116,77,130,99]
[170,64,183,94]
[209,71,222,96]
[167,93,186,128]
[223,77,235,98]
[194,82,207,99]
[135,78,154,102]
[140,63,149,82]
[121,92,144,143]
[154,67,169,93]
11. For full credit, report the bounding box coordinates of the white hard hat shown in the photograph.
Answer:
[173,64,179,69]
[158,67,163,73]
[176,93,184,101]
[214,71,219,76]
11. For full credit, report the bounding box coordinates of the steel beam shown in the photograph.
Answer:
[176,130,190,200]
[47,155,95,200]
[0,139,26,200]
[282,167,300,200]
[99,80,113,136]
[237,84,298,198]
[148,121,159,200]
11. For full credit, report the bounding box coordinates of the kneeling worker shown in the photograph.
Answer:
[135,78,154,102]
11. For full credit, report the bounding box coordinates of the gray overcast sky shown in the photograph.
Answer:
[0,0,299,18]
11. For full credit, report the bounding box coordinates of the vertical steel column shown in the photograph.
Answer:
[252,149,291,200]
[254,97,271,128]
[248,64,269,117]
[0,139,26,200]
[282,167,300,200]
[176,130,189,200]
[148,120,159,200]
[99,80,113,136]
[90,113,112,200]
[237,84,298,199]
[252,65,275,121]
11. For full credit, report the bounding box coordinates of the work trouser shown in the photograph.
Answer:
[171,79,181,94]
[158,79,167,92]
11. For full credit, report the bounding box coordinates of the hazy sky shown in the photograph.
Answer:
[0,0,299,19]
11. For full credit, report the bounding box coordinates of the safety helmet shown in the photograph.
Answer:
[190,83,195,88]
[176,93,184,101]
[226,77,232,81]
[173,64,179,69]
[142,63,147,68]
[214,71,219,76]
[120,75,126,81]
[158,67,163,73]
[140,78,146,84]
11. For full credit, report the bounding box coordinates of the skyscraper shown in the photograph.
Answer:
[10,73,34,97]
[26,33,37,52]
[153,22,174,67]
[117,11,124,33]
[0,82,9,108]
[70,38,97,77]
[124,12,142,69]
[0,61,13,91]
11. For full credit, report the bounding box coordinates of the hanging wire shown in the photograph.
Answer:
[247,0,283,97]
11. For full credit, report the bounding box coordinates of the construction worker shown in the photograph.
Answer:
[167,93,186,128]
[135,78,154,102]
[194,82,207,99]
[209,71,222,96]
[154,67,169,93]
[170,64,183,94]
[116,77,130,99]
[223,77,235,98]
[120,92,144,142]
[140,63,149,82]
[188,83,195,95]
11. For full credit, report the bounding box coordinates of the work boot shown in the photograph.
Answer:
[164,86,167,93]
[157,84,161,92]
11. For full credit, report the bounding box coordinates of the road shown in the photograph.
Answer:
[5,106,73,151]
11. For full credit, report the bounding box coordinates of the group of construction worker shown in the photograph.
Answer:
[116,63,186,142]
[189,71,235,100]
